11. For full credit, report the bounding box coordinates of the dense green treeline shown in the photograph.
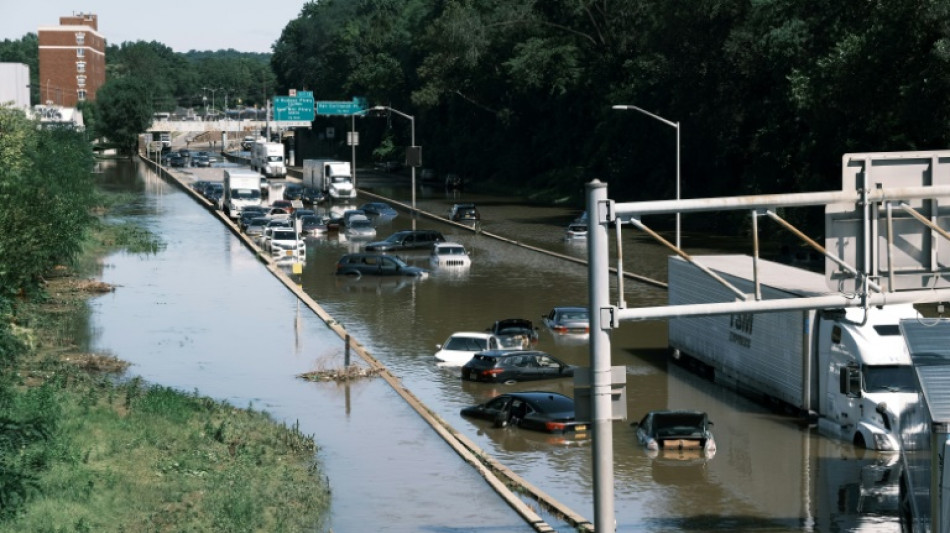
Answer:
[0,35,275,114]
[272,0,950,230]
[5,1,950,229]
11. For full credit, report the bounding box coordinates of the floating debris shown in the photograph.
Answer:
[298,365,382,383]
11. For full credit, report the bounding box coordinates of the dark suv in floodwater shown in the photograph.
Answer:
[335,253,429,278]
[364,230,445,252]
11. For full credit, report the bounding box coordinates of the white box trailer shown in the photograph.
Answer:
[302,159,355,200]
[668,255,921,450]
[251,141,286,178]
[222,168,263,218]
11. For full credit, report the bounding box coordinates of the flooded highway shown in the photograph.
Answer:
[87,158,901,532]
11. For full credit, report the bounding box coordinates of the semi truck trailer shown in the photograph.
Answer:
[668,254,921,451]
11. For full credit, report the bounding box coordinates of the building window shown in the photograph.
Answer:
[76,48,84,58]
[76,75,86,87]
[75,32,85,45]
[78,89,87,101]
[76,62,86,73]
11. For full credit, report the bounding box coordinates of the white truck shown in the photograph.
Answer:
[896,318,950,532]
[668,254,922,451]
[302,159,355,201]
[250,141,286,178]
[221,168,263,219]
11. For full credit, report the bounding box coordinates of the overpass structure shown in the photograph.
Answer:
[146,119,305,149]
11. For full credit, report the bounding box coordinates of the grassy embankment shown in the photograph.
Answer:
[0,190,330,532]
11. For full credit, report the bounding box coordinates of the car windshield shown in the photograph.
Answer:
[445,337,488,351]
[559,311,588,321]
[273,231,297,240]
[863,365,918,393]
[350,219,372,229]
[438,246,466,255]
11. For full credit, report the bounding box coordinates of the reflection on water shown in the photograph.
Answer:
[87,160,901,532]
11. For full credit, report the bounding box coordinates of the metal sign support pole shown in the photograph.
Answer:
[587,179,615,531]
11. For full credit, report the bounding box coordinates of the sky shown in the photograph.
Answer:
[0,1,307,54]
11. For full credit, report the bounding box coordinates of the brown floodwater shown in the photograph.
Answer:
[86,158,901,532]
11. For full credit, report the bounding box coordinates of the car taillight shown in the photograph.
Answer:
[482,368,504,376]
[545,421,567,431]
[553,325,568,333]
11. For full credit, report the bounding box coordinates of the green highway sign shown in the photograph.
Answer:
[273,91,315,122]
[316,97,368,116]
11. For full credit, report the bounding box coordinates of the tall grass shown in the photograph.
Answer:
[0,184,330,531]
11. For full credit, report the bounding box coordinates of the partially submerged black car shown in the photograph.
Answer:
[632,410,717,460]
[461,350,574,384]
[460,391,588,434]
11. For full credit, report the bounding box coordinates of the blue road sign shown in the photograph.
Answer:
[274,91,315,121]
[316,97,368,116]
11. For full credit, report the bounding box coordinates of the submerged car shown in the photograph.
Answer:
[460,391,588,434]
[301,187,326,205]
[343,215,377,239]
[264,229,305,260]
[429,242,472,268]
[447,203,480,222]
[542,307,590,336]
[461,350,574,384]
[565,222,588,240]
[433,332,505,366]
[335,253,428,278]
[359,202,398,222]
[299,215,327,235]
[632,410,717,460]
[487,318,539,349]
[364,230,445,252]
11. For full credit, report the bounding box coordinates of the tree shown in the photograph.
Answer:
[94,78,153,155]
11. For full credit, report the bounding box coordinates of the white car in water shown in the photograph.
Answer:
[343,214,377,239]
[429,242,471,269]
[265,228,306,260]
[433,332,504,366]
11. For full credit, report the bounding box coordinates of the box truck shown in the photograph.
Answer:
[222,168,263,218]
[896,318,950,532]
[302,159,355,200]
[668,254,921,451]
[250,141,286,178]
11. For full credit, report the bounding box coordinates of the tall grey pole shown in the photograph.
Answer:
[351,114,357,190]
[675,121,681,248]
[410,115,416,230]
[587,179,615,531]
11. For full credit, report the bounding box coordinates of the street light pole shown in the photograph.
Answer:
[612,104,681,248]
[370,105,417,229]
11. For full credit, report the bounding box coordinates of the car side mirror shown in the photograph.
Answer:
[436,344,442,350]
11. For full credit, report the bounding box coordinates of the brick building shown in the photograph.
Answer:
[38,13,106,107]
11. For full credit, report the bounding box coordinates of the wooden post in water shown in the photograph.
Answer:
[344,334,351,367]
